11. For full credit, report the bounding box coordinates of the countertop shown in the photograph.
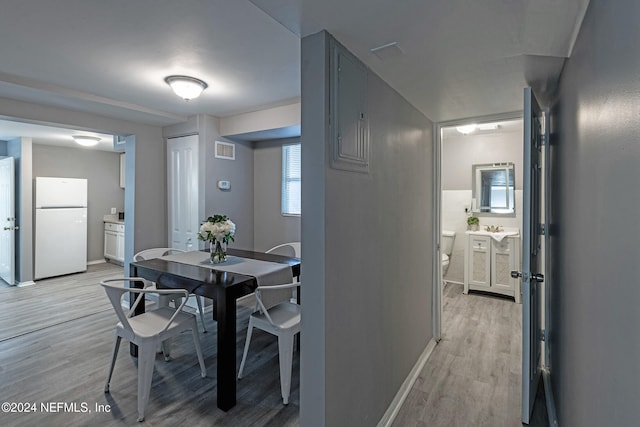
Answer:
[103,214,124,224]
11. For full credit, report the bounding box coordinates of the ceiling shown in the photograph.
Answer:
[0,0,588,148]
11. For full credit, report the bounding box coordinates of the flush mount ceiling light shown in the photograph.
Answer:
[477,123,500,131]
[164,75,208,100]
[456,124,477,135]
[72,135,101,147]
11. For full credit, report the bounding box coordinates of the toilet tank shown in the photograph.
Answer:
[442,230,456,256]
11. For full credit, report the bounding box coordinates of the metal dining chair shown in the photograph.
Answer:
[238,281,301,405]
[134,248,207,333]
[265,242,301,258]
[265,242,301,302]
[101,278,206,422]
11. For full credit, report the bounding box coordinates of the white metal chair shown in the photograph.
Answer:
[265,242,301,258]
[265,242,301,302]
[238,282,301,404]
[134,248,207,333]
[101,278,206,422]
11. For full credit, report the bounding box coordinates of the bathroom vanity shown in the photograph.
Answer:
[463,229,521,303]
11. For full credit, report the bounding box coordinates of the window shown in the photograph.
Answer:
[282,143,301,216]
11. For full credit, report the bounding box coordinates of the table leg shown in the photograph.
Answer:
[216,287,237,411]
[129,265,144,357]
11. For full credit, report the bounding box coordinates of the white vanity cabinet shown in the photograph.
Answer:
[464,231,521,303]
[104,222,125,264]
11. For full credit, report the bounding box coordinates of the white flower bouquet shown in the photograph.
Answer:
[198,214,236,263]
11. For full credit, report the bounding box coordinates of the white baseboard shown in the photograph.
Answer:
[87,259,107,265]
[542,368,558,427]
[17,281,36,287]
[377,339,438,427]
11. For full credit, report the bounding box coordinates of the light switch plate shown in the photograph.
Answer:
[110,207,117,214]
[217,180,231,190]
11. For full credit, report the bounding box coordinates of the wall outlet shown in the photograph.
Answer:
[110,207,117,214]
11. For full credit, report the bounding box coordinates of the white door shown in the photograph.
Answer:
[167,135,200,251]
[0,157,15,285]
[515,87,546,424]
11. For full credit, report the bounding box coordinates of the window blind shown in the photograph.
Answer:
[282,144,301,215]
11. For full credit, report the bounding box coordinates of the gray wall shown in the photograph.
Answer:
[301,31,434,426]
[0,142,7,156]
[7,137,33,283]
[0,98,167,274]
[253,138,301,252]
[549,0,640,425]
[202,117,254,251]
[32,144,124,263]
[164,115,255,251]
[442,126,523,190]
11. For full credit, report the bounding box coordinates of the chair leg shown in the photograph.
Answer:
[195,295,207,333]
[190,321,207,378]
[161,339,171,361]
[238,318,254,379]
[104,335,121,393]
[136,343,156,422]
[278,332,295,405]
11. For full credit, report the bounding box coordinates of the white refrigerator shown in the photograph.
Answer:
[34,177,88,280]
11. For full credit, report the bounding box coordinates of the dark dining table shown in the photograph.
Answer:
[128,248,301,411]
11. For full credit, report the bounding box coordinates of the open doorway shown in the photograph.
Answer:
[0,119,126,287]
[429,113,540,422]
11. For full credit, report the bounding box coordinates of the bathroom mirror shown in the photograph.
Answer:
[471,163,515,215]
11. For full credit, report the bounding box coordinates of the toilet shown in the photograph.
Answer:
[441,230,456,279]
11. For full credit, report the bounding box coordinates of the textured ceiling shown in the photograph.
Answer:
[252,0,589,121]
[0,0,588,146]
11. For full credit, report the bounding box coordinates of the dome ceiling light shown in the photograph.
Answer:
[164,75,208,100]
[72,135,101,147]
[456,124,477,135]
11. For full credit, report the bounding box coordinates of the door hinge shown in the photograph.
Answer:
[540,134,546,146]
[540,329,546,342]
[539,223,546,236]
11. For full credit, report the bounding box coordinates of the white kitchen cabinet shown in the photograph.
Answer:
[104,222,125,263]
[464,231,521,303]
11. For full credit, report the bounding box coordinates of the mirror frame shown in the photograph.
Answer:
[471,162,516,217]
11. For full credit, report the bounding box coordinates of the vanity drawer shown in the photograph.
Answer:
[105,222,124,233]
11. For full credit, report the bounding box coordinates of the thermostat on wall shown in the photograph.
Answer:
[217,180,231,190]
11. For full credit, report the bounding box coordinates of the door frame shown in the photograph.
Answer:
[432,110,523,340]
[0,156,15,285]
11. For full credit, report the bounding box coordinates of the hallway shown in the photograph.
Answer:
[393,283,548,426]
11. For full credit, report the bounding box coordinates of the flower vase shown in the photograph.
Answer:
[210,240,227,264]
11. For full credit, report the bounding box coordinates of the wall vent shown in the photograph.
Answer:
[215,140,235,160]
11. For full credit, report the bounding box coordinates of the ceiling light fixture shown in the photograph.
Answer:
[456,124,477,135]
[477,123,499,131]
[72,135,101,147]
[164,75,208,100]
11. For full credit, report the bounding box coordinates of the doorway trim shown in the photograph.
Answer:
[433,111,523,341]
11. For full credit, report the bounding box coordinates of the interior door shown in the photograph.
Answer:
[0,157,15,285]
[517,87,545,424]
[167,135,200,251]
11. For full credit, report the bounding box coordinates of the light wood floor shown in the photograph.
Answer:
[393,283,549,427]
[0,263,299,426]
[1,266,548,426]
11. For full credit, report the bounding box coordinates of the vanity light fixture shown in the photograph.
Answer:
[164,75,208,100]
[456,124,477,135]
[72,135,101,147]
